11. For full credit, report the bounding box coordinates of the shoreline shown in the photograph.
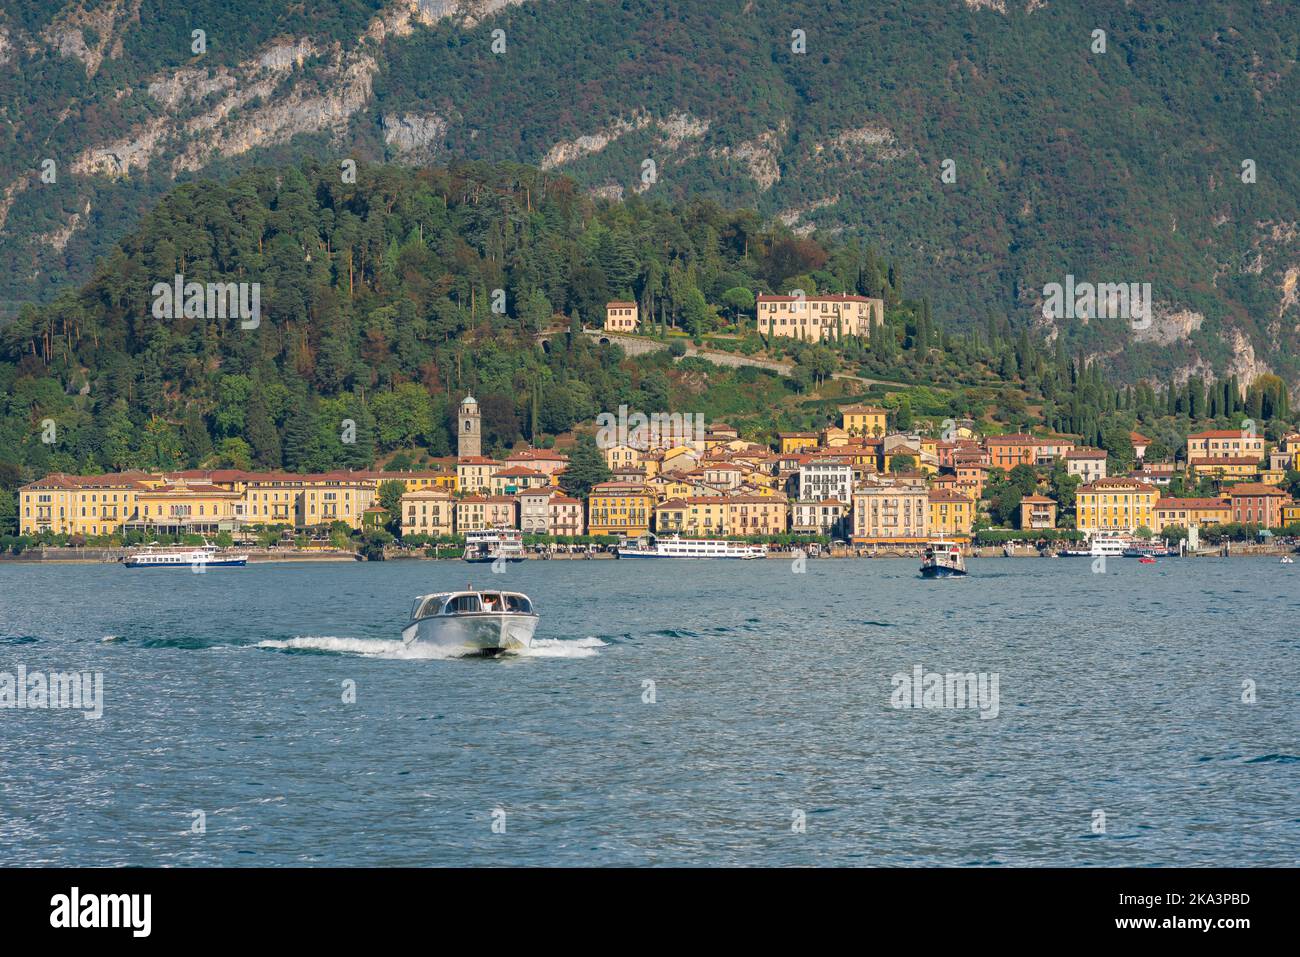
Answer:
[1,547,1294,565]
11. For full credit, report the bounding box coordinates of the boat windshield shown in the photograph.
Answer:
[503,594,532,614]
[446,594,482,614]
[413,596,445,620]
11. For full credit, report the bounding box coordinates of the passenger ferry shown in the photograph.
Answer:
[401,588,538,652]
[920,540,967,578]
[123,543,248,568]
[1058,533,1131,558]
[616,534,767,560]
[462,527,526,564]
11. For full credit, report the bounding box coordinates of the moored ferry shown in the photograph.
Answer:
[1058,533,1131,558]
[616,534,767,560]
[920,540,967,578]
[123,544,248,568]
[462,527,526,564]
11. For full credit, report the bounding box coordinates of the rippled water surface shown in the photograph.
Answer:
[1,557,1296,866]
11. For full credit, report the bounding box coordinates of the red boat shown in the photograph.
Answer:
[1138,556,1157,565]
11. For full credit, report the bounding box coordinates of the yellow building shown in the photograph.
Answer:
[852,484,929,544]
[778,432,819,455]
[928,490,974,539]
[724,496,789,537]
[604,300,638,332]
[841,405,888,438]
[654,496,729,536]
[297,477,374,528]
[1282,503,1300,529]
[588,482,653,536]
[18,473,152,537]
[1075,479,1159,535]
[1188,457,1259,482]
[1152,497,1231,532]
[603,444,643,470]
[401,488,455,537]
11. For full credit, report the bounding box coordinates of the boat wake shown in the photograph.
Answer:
[255,634,607,660]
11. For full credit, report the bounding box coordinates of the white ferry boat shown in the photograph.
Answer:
[123,543,248,568]
[920,540,967,578]
[462,527,526,564]
[1058,533,1131,558]
[616,534,767,559]
[401,589,538,652]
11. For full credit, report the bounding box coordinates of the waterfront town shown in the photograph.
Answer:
[15,378,1300,552]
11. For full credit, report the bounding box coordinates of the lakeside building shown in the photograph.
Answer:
[587,482,653,537]
[455,496,518,532]
[755,294,884,343]
[1019,494,1058,531]
[852,482,929,545]
[792,499,848,537]
[1152,497,1231,533]
[1226,483,1293,526]
[798,459,854,503]
[928,489,974,539]
[1075,478,1160,535]
[725,496,789,537]
[401,488,455,537]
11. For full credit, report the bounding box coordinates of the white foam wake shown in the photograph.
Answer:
[256,636,465,659]
[518,636,607,658]
[256,635,607,660]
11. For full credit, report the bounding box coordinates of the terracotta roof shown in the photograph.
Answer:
[1189,430,1260,439]
[1226,483,1290,496]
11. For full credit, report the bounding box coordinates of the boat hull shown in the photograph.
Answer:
[401,612,538,652]
[463,556,526,564]
[920,564,966,578]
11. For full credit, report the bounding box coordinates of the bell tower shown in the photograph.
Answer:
[458,394,481,459]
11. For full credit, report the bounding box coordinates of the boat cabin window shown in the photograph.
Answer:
[413,596,445,619]
[447,594,482,614]
[503,595,532,614]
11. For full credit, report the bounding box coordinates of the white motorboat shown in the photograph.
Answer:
[1282,556,1295,564]
[462,527,526,563]
[123,543,248,568]
[615,534,767,559]
[401,589,538,652]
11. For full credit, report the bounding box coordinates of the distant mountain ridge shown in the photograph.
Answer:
[1,0,1297,384]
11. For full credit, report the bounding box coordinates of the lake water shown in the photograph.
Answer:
[0,556,1296,866]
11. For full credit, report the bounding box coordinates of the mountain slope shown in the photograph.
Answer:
[1,0,1297,383]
